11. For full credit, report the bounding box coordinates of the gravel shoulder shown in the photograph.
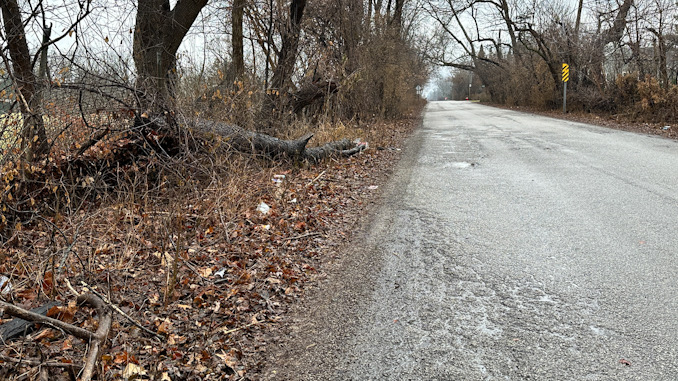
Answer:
[256,117,426,380]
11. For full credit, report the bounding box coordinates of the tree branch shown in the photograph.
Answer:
[0,293,111,381]
[168,0,209,52]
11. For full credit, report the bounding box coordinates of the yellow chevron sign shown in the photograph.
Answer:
[562,63,570,82]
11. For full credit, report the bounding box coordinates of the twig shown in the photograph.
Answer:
[77,293,111,381]
[57,223,82,277]
[0,301,97,342]
[39,366,48,381]
[0,354,82,369]
[145,211,202,219]
[287,232,321,241]
[222,321,259,335]
[0,293,111,381]
[80,282,162,340]
[64,278,79,297]
[305,170,326,187]
[75,127,110,157]
[0,301,59,341]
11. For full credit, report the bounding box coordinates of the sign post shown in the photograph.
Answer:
[562,63,569,113]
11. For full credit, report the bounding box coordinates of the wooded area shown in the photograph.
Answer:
[0,0,427,165]
[427,0,678,121]
[0,0,428,230]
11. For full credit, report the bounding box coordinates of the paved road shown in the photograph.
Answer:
[265,101,678,380]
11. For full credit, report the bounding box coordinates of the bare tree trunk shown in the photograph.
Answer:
[647,0,669,88]
[133,0,208,124]
[498,0,518,56]
[264,0,273,89]
[1,0,49,161]
[367,0,373,32]
[232,0,245,79]
[269,0,307,93]
[341,0,364,72]
[574,0,584,37]
[373,0,384,31]
[590,0,634,88]
[649,28,668,87]
[391,0,404,31]
[38,24,51,82]
[260,0,307,127]
[193,119,365,162]
[133,0,175,115]
[600,0,634,45]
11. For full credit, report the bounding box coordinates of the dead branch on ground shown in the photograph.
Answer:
[192,119,367,162]
[0,293,111,381]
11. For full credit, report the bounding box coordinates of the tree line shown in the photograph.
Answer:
[427,0,678,120]
[0,0,428,163]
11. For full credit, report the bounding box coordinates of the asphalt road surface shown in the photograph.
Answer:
[264,101,678,380]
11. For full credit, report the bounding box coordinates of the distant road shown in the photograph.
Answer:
[266,101,678,380]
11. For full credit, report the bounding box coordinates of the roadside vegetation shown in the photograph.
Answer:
[0,0,426,379]
[427,0,678,126]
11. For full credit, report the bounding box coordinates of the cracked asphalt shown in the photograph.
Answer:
[263,101,678,380]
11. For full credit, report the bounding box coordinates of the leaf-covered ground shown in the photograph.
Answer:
[0,114,420,380]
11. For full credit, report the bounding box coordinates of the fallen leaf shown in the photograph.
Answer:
[114,351,138,364]
[47,300,78,323]
[17,287,37,300]
[620,359,631,366]
[32,328,56,341]
[198,267,213,277]
[61,338,73,351]
[215,350,238,369]
[122,363,147,379]
[157,318,173,334]
[153,251,173,266]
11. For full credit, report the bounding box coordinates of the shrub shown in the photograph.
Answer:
[637,75,678,121]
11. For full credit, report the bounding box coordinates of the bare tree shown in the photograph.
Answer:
[1,0,49,161]
[133,0,208,120]
[269,0,307,94]
[232,0,246,79]
[646,0,673,87]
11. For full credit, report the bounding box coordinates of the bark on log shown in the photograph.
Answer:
[0,301,59,341]
[192,119,366,162]
[0,301,97,342]
[0,293,111,381]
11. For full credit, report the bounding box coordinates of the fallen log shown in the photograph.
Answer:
[0,293,111,381]
[0,301,59,341]
[192,119,367,162]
